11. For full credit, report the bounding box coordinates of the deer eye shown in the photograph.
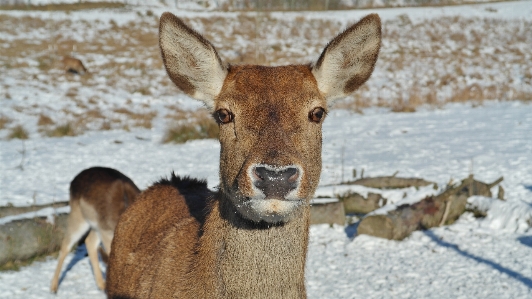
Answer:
[214,109,233,124]
[309,107,325,123]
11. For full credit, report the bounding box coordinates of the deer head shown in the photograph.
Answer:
[159,13,380,224]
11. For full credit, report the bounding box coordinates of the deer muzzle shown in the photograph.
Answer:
[251,165,301,200]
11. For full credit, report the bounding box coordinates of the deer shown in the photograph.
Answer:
[106,12,381,299]
[62,55,88,75]
[50,166,140,293]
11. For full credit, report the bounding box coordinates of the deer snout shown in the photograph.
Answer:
[252,165,300,199]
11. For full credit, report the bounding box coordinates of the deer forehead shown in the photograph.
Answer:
[215,65,326,120]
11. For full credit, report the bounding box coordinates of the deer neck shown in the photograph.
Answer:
[195,193,309,298]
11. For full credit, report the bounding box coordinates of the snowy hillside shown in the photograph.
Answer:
[1,0,518,9]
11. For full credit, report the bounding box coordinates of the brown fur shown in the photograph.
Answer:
[50,167,140,293]
[62,56,88,74]
[107,12,381,299]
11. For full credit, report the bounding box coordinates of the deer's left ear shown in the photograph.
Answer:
[312,14,381,102]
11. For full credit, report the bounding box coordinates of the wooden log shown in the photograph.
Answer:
[0,214,68,267]
[462,175,503,198]
[342,192,386,214]
[343,176,435,189]
[357,176,502,240]
[0,202,69,218]
[310,201,346,225]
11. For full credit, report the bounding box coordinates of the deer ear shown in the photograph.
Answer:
[159,12,227,108]
[312,14,381,102]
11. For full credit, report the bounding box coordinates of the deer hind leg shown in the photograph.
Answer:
[99,229,114,256]
[50,201,90,293]
[85,230,106,291]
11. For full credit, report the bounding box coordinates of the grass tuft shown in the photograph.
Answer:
[0,115,12,129]
[113,108,157,129]
[45,123,80,137]
[37,114,54,126]
[8,125,29,140]
[163,115,219,144]
[0,2,125,11]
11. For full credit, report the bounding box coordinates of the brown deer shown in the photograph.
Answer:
[106,12,381,298]
[50,167,140,293]
[62,55,88,74]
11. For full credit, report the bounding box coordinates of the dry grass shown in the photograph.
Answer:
[44,122,81,137]
[64,88,78,99]
[510,90,532,102]
[1,10,530,138]
[334,15,531,112]
[448,84,485,104]
[163,111,219,144]
[337,83,531,113]
[0,115,11,129]
[37,114,54,126]
[0,2,125,11]
[113,108,157,129]
[217,0,507,11]
[391,97,418,113]
[8,125,29,140]
[187,14,340,65]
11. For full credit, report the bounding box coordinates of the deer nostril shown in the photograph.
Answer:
[283,167,298,183]
[254,167,267,181]
[288,171,299,183]
[252,166,300,199]
[253,168,263,180]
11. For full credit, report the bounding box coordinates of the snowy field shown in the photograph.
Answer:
[1,102,531,299]
[1,1,532,299]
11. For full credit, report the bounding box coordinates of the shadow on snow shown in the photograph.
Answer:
[518,235,532,248]
[424,230,532,289]
[57,244,88,287]
[344,222,359,239]
[57,244,107,289]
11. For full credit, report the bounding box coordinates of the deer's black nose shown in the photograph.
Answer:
[253,166,299,199]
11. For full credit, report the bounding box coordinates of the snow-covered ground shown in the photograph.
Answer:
[1,102,531,299]
[1,1,532,298]
[4,0,513,10]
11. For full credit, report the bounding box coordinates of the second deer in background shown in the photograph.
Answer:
[50,166,140,293]
[62,55,88,75]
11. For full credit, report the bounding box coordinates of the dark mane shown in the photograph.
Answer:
[155,172,212,225]
[155,172,208,191]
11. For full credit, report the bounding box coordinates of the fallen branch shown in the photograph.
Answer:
[439,197,453,227]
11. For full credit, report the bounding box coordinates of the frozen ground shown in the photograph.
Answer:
[1,101,531,298]
[1,1,531,141]
[1,1,532,299]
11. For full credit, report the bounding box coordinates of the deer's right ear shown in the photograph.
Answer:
[312,14,381,103]
[159,12,227,108]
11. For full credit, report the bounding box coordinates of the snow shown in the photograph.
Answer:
[1,1,532,298]
[0,206,70,225]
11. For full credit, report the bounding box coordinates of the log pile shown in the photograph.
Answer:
[344,176,435,189]
[342,192,386,214]
[338,174,436,214]
[357,175,504,240]
[0,214,68,268]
